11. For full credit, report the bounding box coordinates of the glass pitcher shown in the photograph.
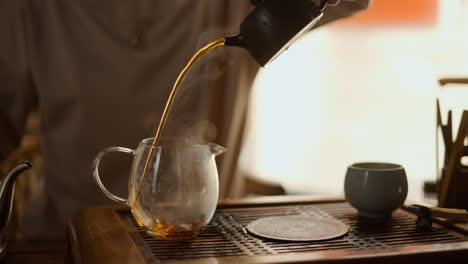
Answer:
[92,137,226,240]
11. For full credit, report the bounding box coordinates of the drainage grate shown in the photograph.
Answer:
[119,202,468,261]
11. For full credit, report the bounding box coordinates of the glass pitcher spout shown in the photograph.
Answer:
[208,143,226,157]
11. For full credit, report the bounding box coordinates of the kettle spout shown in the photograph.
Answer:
[0,162,32,235]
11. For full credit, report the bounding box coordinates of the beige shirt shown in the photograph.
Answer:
[0,0,368,238]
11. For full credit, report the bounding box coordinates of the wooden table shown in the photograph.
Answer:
[7,195,468,264]
[5,239,67,264]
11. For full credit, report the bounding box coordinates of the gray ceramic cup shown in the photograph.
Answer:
[344,162,408,218]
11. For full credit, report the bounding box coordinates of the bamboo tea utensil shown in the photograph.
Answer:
[438,110,468,207]
[436,99,453,166]
[436,99,454,185]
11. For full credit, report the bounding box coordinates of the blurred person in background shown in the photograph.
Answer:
[0,0,368,238]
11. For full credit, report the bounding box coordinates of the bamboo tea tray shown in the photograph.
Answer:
[67,196,468,263]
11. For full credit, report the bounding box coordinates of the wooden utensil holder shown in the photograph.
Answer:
[437,110,468,209]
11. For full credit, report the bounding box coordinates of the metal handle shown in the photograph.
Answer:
[92,147,134,205]
[439,78,468,86]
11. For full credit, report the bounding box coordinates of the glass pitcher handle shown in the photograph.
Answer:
[92,147,135,205]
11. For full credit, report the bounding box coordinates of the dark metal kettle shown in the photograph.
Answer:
[225,0,327,66]
[0,162,31,258]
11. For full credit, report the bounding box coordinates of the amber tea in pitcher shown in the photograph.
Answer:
[133,202,205,240]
